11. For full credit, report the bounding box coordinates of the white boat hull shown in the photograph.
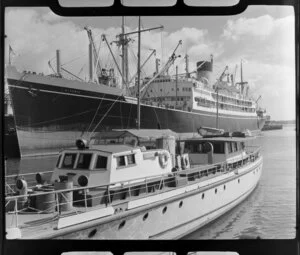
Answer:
[28,156,262,240]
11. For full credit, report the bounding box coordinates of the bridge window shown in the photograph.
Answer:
[116,156,126,167]
[76,153,92,169]
[127,154,136,165]
[95,155,108,169]
[62,153,77,168]
[56,155,61,168]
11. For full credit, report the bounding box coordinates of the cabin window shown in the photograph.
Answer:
[116,156,126,167]
[232,142,238,152]
[230,142,235,152]
[95,155,108,169]
[56,155,61,168]
[76,153,92,169]
[212,142,225,154]
[127,154,136,165]
[241,142,245,150]
[227,142,232,153]
[62,153,77,168]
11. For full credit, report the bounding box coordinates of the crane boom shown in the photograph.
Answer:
[128,49,156,85]
[164,40,182,74]
[219,66,228,81]
[102,34,127,89]
[140,40,182,95]
[84,26,101,77]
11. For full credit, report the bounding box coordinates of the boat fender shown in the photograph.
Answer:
[158,151,169,168]
[181,154,190,170]
[78,175,88,187]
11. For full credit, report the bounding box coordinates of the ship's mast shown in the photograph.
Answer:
[121,16,125,88]
[120,19,163,128]
[137,16,141,129]
[120,16,130,88]
[185,54,189,78]
[176,65,178,106]
[236,59,248,96]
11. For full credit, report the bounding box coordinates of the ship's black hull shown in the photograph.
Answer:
[8,78,265,157]
[4,115,20,158]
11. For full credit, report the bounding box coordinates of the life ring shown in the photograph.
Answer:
[159,151,169,168]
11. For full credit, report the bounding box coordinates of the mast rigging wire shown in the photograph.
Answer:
[88,94,123,139]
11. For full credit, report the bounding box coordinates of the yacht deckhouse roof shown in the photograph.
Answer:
[182,136,256,142]
[92,129,178,141]
[91,129,255,143]
[66,144,137,154]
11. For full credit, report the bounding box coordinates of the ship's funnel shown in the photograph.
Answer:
[196,58,213,84]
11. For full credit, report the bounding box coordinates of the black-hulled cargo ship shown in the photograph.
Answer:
[4,86,20,158]
[5,24,266,157]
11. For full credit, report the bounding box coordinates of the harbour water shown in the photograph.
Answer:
[5,125,296,239]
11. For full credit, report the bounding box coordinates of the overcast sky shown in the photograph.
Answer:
[5,6,295,120]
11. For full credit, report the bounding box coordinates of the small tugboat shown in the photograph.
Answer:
[262,115,283,131]
[5,128,263,239]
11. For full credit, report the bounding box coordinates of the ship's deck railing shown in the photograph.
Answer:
[5,146,261,229]
[5,171,53,196]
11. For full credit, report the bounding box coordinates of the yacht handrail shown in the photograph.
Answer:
[6,170,54,179]
[5,146,261,201]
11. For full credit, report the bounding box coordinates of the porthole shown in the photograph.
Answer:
[223,185,226,190]
[118,220,126,229]
[143,213,149,221]
[162,206,167,214]
[215,188,218,194]
[202,193,205,199]
[88,229,97,238]
[179,201,183,208]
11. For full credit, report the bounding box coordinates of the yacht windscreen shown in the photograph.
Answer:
[62,153,77,168]
[95,155,108,169]
[76,153,93,169]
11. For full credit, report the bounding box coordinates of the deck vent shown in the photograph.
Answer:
[202,193,205,199]
[78,175,88,187]
[224,185,226,190]
[215,188,218,194]
[76,138,88,149]
[179,201,183,208]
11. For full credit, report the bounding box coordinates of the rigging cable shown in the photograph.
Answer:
[88,94,123,140]
[84,94,106,135]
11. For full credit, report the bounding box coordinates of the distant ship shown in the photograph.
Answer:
[262,115,283,131]
[5,21,266,157]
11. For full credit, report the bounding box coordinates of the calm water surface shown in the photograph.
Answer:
[184,125,296,239]
[6,125,297,239]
